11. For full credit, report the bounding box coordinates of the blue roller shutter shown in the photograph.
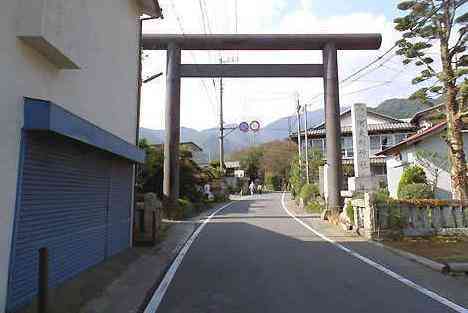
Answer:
[7,132,133,311]
[107,158,132,256]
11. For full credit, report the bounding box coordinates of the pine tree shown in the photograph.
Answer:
[395,0,467,199]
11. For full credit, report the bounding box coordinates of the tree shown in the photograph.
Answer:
[415,149,450,192]
[394,0,467,199]
[229,140,297,185]
[397,165,428,198]
[307,148,326,183]
[260,140,297,186]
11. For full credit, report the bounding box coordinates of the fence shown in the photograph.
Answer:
[351,194,468,238]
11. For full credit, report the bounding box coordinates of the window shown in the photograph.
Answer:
[370,135,381,154]
[394,133,407,144]
[381,135,394,150]
[311,139,324,151]
[341,137,353,158]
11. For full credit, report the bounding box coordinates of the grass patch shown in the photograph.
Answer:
[385,235,468,264]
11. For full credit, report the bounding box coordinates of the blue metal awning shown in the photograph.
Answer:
[23,97,145,163]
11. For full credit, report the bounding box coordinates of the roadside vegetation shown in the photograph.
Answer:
[137,139,226,218]
[229,140,297,190]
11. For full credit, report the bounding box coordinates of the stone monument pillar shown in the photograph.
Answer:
[348,103,378,192]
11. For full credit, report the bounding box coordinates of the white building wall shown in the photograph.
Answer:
[386,132,468,199]
[340,112,392,127]
[0,1,140,311]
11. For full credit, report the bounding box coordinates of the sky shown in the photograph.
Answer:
[140,0,425,131]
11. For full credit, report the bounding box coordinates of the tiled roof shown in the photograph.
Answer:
[297,122,417,137]
[342,157,386,165]
[376,122,447,156]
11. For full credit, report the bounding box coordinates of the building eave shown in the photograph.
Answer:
[376,122,447,157]
[138,0,163,18]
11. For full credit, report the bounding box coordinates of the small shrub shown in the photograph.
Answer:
[177,198,194,218]
[305,200,324,213]
[397,165,427,197]
[345,202,355,225]
[299,183,320,205]
[213,192,229,203]
[265,175,282,191]
[398,183,434,199]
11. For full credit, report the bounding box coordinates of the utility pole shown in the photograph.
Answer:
[219,58,225,174]
[303,103,310,184]
[296,97,302,170]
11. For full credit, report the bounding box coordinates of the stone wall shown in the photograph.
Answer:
[351,194,468,238]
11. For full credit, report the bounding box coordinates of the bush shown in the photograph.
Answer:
[345,202,354,225]
[265,175,282,191]
[398,183,434,199]
[174,198,194,218]
[397,165,427,198]
[299,183,320,205]
[305,200,324,213]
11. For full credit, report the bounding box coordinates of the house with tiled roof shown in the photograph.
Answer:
[377,117,468,199]
[290,107,418,186]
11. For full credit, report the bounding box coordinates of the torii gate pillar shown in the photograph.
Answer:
[323,43,343,212]
[163,43,181,205]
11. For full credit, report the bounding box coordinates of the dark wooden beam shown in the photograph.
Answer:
[142,34,382,51]
[180,64,323,78]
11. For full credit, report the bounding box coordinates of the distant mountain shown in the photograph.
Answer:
[139,108,328,162]
[372,98,433,119]
[140,97,437,160]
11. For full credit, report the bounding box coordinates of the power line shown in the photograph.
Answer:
[340,43,398,84]
[304,44,400,105]
[168,0,218,125]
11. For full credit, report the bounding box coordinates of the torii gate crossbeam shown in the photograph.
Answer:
[142,34,382,214]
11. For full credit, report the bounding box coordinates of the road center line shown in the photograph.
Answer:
[280,192,467,313]
[143,202,234,313]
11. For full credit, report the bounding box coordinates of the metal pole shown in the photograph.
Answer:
[296,100,302,170]
[219,59,225,174]
[163,43,181,207]
[303,103,310,184]
[38,247,48,313]
[323,43,343,213]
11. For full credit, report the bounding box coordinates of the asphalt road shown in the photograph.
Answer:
[154,193,466,313]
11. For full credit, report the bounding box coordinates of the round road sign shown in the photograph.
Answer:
[250,120,261,132]
[239,122,250,132]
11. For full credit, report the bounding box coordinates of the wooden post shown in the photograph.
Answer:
[152,211,157,244]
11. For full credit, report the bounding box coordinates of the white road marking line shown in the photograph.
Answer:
[280,192,467,313]
[143,202,234,313]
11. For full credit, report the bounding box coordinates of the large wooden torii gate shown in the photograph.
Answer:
[142,34,382,212]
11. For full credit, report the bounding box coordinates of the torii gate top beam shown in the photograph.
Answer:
[142,34,382,50]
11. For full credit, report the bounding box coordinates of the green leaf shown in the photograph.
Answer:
[455,12,468,24]
[397,1,416,11]
[421,69,432,77]
[396,48,406,55]
[412,76,424,84]
[423,57,434,64]
[403,31,417,38]
[413,42,432,50]
[458,55,468,67]
[456,68,468,78]
[410,88,429,102]
[403,58,413,64]
[429,86,443,93]
[415,61,424,66]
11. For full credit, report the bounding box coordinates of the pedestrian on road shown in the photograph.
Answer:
[249,181,256,196]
